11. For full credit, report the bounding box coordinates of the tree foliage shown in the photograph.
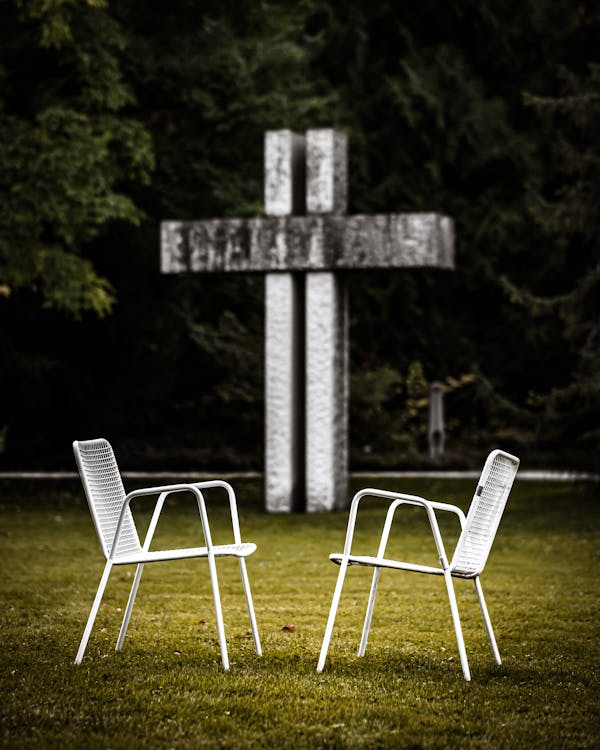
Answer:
[0,0,598,470]
[504,59,600,459]
[0,0,153,316]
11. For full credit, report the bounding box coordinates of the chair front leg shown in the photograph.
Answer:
[75,560,113,665]
[473,577,501,664]
[443,571,471,681]
[358,567,381,657]
[207,551,229,670]
[192,489,230,670]
[238,558,262,656]
[116,563,144,652]
[317,558,350,672]
[357,499,401,658]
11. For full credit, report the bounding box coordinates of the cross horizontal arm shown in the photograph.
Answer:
[161,214,454,274]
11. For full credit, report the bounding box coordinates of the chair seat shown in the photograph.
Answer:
[329,553,443,576]
[114,542,257,565]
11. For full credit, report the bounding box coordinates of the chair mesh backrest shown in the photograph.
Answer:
[74,439,142,559]
[450,450,519,577]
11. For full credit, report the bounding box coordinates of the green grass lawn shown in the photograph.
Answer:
[1,476,599,749]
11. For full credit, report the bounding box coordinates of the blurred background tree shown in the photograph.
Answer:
[0,0,153,316]
[504,59,599,465]
[0,0,597,471]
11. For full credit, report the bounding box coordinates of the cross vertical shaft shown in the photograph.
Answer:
[305,130,348,511]
[264,129,349,512]
[264,131,306,512]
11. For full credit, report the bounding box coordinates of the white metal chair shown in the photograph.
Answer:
[317,449,520,680]
[73,438,261,669]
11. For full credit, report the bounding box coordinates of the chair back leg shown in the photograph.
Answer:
[317,559,350,672]
[358,567,382,657]
[116,562,145,652]
[474,577,502,664]
[238,558,262,656]
[443,571,471,681]
[75,560,113,665]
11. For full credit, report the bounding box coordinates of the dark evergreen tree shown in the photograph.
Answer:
[0,0,597,470]
[0,0,335,468]
[0,0,153,316]
[504,59,600,465]
[304,0,596,467]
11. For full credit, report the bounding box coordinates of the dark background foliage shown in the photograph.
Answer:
[0,0,598,471]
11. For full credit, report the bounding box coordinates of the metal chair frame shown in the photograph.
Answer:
[73,438,261,669]
[317,450,520,680]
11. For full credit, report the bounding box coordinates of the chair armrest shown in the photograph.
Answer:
[110,483,214,559]
[425,500,466,529]
[191,480,243,545]
[342,488,461,569]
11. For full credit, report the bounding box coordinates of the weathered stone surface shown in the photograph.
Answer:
[265,273,304,512]
[160,213,454,273]
[264,130,306,513]
[264,130,306,216]
[304,130,349,512]
[306,129,347,215]
[305,273,348,512]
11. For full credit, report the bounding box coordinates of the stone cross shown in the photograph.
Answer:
[161,129,454,512]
